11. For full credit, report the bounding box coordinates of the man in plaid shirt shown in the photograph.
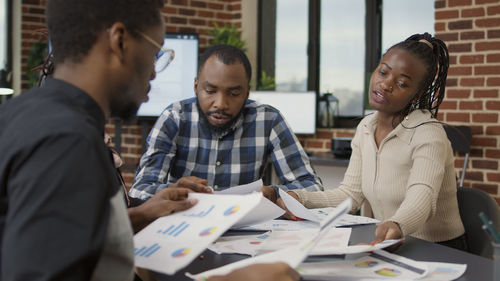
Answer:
[129,44,323,204]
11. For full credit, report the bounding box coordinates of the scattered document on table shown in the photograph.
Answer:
[187,198,353,280]
[418,262,466,281]
[298,250,429,280]
[232,218,320,231]
[134,192,262,275]
[208,232,271,256]
[312,238,402,255]
[215,179,262,194]
[257,228,352,255]
[313,208,380,226]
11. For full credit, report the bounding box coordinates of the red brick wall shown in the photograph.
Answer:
[435,0,500,200]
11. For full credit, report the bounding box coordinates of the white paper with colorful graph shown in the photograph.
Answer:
[133,192,262,275]
[297,250,429,280]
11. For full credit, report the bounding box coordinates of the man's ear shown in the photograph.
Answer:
[194,77,199,96]
[244,84,250,101]
[107,22,128,62]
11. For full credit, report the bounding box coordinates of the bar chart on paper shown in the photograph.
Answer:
[183,205,215,218]
[156,221,190,237]
[135,243,161,258]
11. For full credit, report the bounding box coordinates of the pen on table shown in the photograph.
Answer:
[479,212,500,243]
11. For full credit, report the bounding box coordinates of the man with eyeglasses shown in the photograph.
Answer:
[0,1,299,281]
[129,44,323,205]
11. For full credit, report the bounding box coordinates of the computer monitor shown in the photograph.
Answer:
[137,33,198,117]
[249,91,316,135]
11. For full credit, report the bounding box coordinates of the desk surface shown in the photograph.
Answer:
[154,224,492,281]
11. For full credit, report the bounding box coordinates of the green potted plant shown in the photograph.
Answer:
[208,23,247,51]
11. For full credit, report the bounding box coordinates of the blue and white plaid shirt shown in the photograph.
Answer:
[129,97,323,200]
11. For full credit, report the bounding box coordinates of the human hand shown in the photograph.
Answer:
[130,188,197,232]
[260,185,277,202]
[371,221,404,252]
[170,176,212,193]
[208,262,300,281]
[275,191,302,220]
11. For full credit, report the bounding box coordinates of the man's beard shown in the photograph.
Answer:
[196,100,244,134]
[109,92,140,123]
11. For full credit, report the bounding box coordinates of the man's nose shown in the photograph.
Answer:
[213,93,228,110]
[150,65,157,81]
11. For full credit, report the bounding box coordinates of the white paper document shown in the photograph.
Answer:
[298,250,429,280]
[133,192,262,275]
[313,208,380,226]
[232,195,285,228]
[257,228,352,255]
[279,189,379,227]
[214,179,263,194]
[323,239,402,255]
[279,189,322,222]
[234,219,322,231]
[187,198,353,280]
[209,232,271,256]
[418,262,466,281]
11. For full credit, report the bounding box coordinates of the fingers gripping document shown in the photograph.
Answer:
[186,198,353,280]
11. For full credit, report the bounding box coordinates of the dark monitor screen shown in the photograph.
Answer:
[137,33,198,117]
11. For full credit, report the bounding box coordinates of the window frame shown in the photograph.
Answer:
[258,0,383,128]
[1,0,13,81]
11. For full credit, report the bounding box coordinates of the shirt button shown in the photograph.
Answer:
[216,161,221,166]
[214,185,218,190]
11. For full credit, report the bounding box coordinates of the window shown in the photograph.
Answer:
[275,0,309,91]
[0,0,8,70]
[320,0,365,116]
[382,0,434,54]
[258,0,434,123]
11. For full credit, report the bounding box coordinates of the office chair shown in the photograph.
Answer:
[443,125,472,187]
[457,186,500,258]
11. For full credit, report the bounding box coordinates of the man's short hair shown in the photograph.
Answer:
[46,0,164,64]
[198,44,252,82]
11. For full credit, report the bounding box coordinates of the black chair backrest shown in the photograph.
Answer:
[443,125,472,187]
[457,186,500,258]
[443,125,472,154]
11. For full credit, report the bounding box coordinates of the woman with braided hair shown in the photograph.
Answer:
[279,33,467,251]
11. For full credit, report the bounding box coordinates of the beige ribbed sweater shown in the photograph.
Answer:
[293,110,465,242]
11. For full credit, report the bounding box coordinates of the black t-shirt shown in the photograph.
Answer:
[0,78,120,280]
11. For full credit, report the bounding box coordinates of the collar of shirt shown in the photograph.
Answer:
[43,77,106,136]
[363,110,435,145]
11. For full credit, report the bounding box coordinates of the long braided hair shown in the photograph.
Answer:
[385,32,449,119]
